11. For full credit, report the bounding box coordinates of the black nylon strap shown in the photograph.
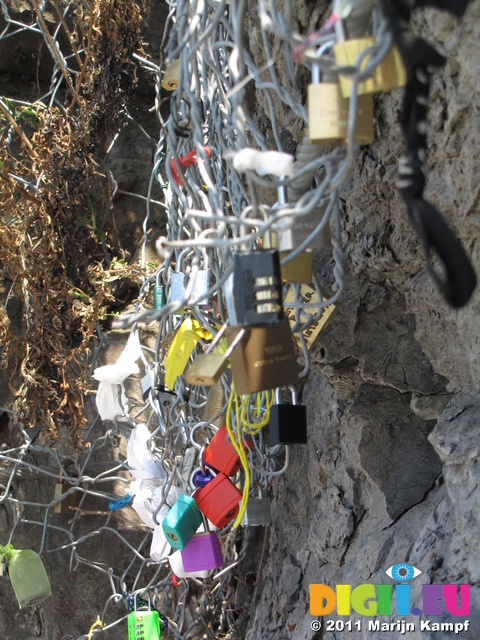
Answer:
[380,0,476,308]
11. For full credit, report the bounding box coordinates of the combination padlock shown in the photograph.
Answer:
[268,387,307,445]
[127,595,161,640]
[275,178,331,253]
[162,494,203,550]
[203,426,251,477]
[180,516,224,572]
[334,36,406,98]
[308,43,374,146]
[226,317,298,395]
[193,472,242,529]
[183,325,245,386]
[224,249,283,326]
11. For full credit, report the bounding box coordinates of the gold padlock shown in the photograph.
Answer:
[184,326,245,386]
[308,60,374,146]
[161,59,180,91]
[334,37,406,98]
[280,252,313,285]
[226,318,298,395]
[53,476,80,514]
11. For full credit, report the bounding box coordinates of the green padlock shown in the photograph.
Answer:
[161,494,202,550]
[0,545,52,608]
[127,595,161,640]
[154,271,167,310]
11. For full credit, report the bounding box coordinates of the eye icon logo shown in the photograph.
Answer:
[386,563,422,582]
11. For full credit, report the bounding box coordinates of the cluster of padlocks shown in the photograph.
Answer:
[0,0,475,637]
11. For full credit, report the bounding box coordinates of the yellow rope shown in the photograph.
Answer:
[241,390,274,435]
[88,616,104,640]
[226,383,250,528]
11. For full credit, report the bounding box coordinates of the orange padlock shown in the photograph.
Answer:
[193,472,242,528]
[203,426,251,477]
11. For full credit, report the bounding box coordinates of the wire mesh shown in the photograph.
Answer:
[0,0,396,637]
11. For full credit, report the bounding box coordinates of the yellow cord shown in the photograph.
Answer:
[88,616,104,640]
[241,390,274,435]
[226,382,250,528]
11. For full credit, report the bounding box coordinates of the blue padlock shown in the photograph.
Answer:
[162,494,203,550]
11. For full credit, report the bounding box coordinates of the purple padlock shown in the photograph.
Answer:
[193,470,214,488]
[180,532,224,572]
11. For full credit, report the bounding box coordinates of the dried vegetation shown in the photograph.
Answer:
[0,0,145,446]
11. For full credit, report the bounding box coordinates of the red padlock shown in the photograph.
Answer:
[203,427,251,477]
[170,146,212,186]
[193,472,242,529]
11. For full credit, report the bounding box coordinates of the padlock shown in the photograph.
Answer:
[203,426,250,477]
[155,373,176,409]
[127,595,161,640]
[169,254,211,310]
[274,178,331,253]
[153,270,167,310]
[194,472,242,529]
[53,468,80,514]
[162,494,203,550]
[268,387,307,445]
[334,37,406,98]
[226,317,298,395]
[280,251,314,284]
[180,515,224,572]
[224,249,283,326]
[192,469,215,488]
[183,325,245,386]
[308,44,374,146]
[241,497,271,527]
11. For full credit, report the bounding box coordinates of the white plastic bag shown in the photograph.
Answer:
[92,331,143,420]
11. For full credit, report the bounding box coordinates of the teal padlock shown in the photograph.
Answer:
[162,494,202,550]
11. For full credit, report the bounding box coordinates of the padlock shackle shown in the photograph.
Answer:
[133,590,151,612]
[190,421,219,451]
[204,323,228,355]
[311,41,335,84]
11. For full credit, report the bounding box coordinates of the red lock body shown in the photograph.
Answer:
[203,426,250,477]
[193,472,242,528]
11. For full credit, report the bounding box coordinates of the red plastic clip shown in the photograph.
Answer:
[172,574,180,587]
[170,146,212,186]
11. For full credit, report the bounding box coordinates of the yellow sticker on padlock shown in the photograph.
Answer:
[283,285,335,350]
[334,38,407,98]
[164,318,212,390]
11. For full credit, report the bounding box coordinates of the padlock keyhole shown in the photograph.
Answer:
[167,532,178,541]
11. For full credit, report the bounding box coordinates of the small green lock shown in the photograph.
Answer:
[153,271,166,310]
[162,494,202,550]
[127,599,161,640]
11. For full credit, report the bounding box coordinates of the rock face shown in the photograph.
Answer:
[240,1,480,639]
[1,1,480,639]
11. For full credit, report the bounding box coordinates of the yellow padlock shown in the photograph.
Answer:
[308,58,374,146]
[334,37,407,98]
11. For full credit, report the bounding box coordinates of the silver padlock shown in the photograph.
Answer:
[170,251,211,310]
[241,490,271,527]
[274,177,331,252]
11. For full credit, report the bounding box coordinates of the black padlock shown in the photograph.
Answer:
[268,387,307,445]
[225,249,283,326]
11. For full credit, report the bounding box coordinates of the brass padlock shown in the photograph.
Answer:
[280,252,314,284]
[53,475,80,514]
[184,326,245,386]
[334,37,406,98]
[226,318,298,395]
[308,46,374,146]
